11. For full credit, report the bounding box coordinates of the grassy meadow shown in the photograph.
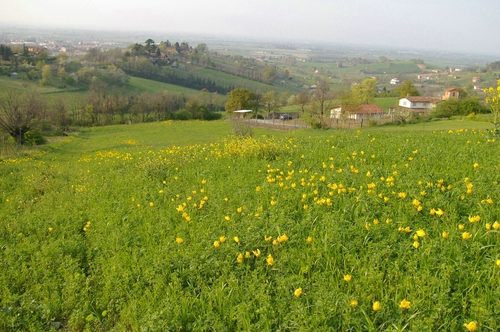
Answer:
[1,120,499,331]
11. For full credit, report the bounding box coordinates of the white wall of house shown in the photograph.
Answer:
[398,98,436,109]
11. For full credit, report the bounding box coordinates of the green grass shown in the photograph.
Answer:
[126,76,200,95]
[374,97,399,111]
[1,120,499,330]
[190,67,298,94]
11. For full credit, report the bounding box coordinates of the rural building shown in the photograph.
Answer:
[443,88,460,100]
[26,45,47,56]
[389,95,441,118]
[472,77,481,83]
[330,104,385,120]
[390,78,400,85]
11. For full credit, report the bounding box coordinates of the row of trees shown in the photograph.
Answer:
[0,88,225,145]
[0,44,14,61]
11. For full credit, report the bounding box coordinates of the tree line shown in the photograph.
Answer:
[0,88,224,145]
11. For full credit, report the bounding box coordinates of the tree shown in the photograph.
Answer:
[395,80,420,97]
[262,91,280,118]
[40,64,52,86]
[224,88,257,113]
[0,90,46,145]
[350,78,377,104]
[263,65,277,82]
[294,90,310,114]
[484,79,500,125]
[486,61,500,72]
[145,39,155,53]
[311,77,333,118]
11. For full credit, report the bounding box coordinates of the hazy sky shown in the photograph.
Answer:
[2,0,500,55]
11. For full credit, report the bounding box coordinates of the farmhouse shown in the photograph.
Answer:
[398,96,440,112]
[442,88,460,100]
[390,78,400,85]
[330,104,385,120]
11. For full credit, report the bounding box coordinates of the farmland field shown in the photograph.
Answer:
[1,120,499,331]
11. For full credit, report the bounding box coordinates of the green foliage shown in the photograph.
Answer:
[395,80,420,97]
[225,88,257,113]
[173,109,193,120]
[350,78,377,104]
[431,97,488,118]
[485,61,500,72]
[24,130,47,145]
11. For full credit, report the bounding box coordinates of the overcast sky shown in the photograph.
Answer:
[2,0,499,55]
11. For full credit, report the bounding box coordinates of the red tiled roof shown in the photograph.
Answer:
[404,96,441,103]
[350,104,385,114]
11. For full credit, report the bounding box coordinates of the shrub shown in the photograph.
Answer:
[24,130,47,145]
[173,109,193,120]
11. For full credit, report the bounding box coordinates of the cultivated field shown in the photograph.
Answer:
[0,120,499,331]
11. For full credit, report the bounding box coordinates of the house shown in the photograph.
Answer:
[390,78,400,85]
[25,46,47,56]
[472,77,481,83]
[398,96,440,110]
[443,88,460,100]
[331,104,385,120]
[391,95,441,116]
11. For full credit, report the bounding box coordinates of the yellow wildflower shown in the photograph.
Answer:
[252,249,261,258]
[306,236,313,243]
[343,274,352,282]
[468,215,481,223]
[220,236,226,243]
[416,229,426,237]
[265,236,272,241]
[175,237,184,244]
[234,236,240,244]
[462,232,472,240]
[350,300,358,308]
[463,321,477,332]
[277,234,289,243]
[245,251,251,258]
[495,259,500,268]
[493,221,500,230]
[458,224,465,230]
[294,288,303,297]
[399,299,411,309]
[48,227,53,232]
[486,223,491,230]
[224,216,231,221]
[372,301,381,311]
[213,240,220,248]
[413,241,420,249]
[266,254,275,266]
[237,207,243,213]
[236,254,243,263]
[442,231,449,239]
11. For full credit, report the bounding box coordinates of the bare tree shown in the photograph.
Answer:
[294,90,310,115]
[0,90,46,145]
[311,77,334,122]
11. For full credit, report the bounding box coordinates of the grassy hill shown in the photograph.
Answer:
[1,119,498,330]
